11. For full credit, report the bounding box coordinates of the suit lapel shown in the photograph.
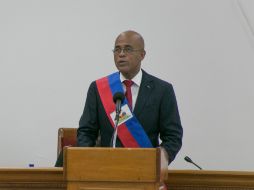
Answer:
[133,70,153,117]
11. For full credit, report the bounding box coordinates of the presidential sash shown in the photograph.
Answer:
[96,72,153,148]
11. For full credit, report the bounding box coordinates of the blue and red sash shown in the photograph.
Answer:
[96,72,153,148]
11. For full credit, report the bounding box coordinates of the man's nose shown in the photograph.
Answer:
[119,49,126,56]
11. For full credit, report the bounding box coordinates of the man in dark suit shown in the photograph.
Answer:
[77,30,183,163]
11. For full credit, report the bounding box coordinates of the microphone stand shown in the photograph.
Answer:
[112,114,120,148]
[112,115,119,148]
[111,92,124,148]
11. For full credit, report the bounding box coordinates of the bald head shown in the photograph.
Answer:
[115,30,145,50]
[113,30,146,79]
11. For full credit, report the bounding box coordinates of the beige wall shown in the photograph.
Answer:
[0,0,254,170]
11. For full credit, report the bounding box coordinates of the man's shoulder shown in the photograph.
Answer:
[142,70,172,87]
[89,71,120,91]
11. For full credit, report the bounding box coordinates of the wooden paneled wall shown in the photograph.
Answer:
[0,168,65,190]
[166,170,254,190]
[1,168,254,190]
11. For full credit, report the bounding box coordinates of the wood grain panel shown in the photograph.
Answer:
[0,167,65,190]
[64,147,160,182]
[166,170,254,190]
[1,168,254,190]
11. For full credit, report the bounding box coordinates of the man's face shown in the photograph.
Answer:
[113,33,145,79]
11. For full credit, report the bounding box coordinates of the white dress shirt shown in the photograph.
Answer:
[120,70,142,111]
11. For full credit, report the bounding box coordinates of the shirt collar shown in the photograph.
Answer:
[120,70,142,87]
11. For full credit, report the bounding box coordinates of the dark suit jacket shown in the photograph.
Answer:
[77,70,183,162]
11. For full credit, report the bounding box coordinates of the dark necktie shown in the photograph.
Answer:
[123,80,134,111]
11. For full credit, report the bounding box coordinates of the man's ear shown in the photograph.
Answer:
[141,50,146,60]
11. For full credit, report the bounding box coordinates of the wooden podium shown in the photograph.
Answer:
[63,147,168,190]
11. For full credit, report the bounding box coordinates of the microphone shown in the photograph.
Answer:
[111,92,125,148]
[184,156,202,170]
[113,92,125,121]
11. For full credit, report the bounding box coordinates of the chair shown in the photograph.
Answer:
[57,128,77,158]
[55,127,101,167]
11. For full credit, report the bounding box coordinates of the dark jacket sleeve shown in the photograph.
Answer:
[77,81,99,147]
[159,83,183,163]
